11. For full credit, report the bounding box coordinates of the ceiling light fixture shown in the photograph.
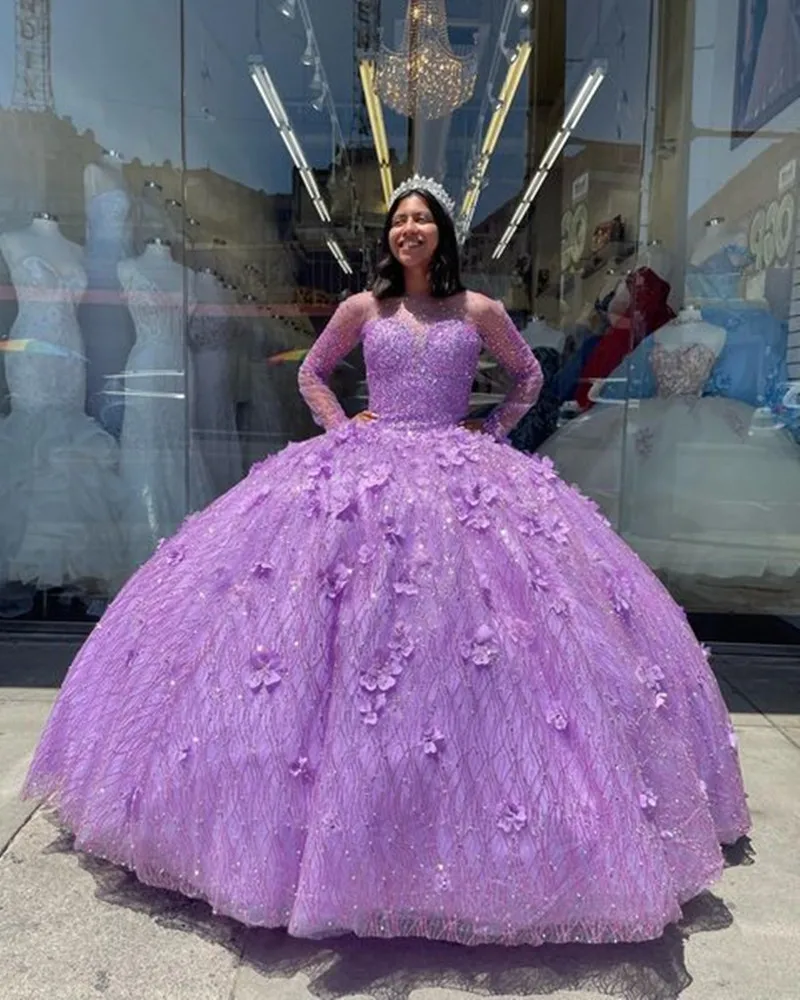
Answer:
[301,36,315,66]
[374,0,477,120]
[358,59,395,209]
[326,236,354,275]
[459,40,531,231]
[492,62,606,259]
[249,57,332,224]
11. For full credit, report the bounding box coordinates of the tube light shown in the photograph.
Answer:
[459,40,531,229]
[493,62,606,258]
[359,60,395,209]
[249,57,335,228]
[326,237,353,275]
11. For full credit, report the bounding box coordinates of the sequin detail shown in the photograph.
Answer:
[651,343,717,398]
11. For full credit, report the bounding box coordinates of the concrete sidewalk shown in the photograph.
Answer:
[1,649,798,1000]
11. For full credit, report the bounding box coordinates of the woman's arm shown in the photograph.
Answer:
[297,293,369,429]
[473,295,543,439]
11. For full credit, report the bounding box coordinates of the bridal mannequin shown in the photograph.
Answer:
[118,239,213,573]
[190,268,243,495]
[79,149,136,436]
[653,306,726,353]
[0,214,126,591]
[586,306,722,404]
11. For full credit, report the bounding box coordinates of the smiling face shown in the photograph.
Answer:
[387,194,440,272]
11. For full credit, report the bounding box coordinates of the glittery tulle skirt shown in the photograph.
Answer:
[24,419,750,946]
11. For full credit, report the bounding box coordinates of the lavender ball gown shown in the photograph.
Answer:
[25,290,750,947]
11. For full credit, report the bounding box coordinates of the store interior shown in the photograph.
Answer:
[1,0,799,631]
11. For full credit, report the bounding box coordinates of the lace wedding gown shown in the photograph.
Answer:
[25,290,749,946]
[0,252,126,590]
[119,268,214,573]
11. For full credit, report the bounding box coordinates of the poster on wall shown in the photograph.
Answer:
[732,0,800,147]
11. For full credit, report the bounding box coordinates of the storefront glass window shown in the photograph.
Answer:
[0,0,798,627]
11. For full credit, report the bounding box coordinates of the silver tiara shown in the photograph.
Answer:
[389,174,456,221]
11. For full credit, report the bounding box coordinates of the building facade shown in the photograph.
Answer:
[0,0,799,631]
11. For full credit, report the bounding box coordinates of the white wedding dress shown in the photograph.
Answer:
[541,331,800,579]
[0,253,126,590]
[119,267,214,573]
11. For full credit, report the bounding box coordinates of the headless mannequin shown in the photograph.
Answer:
[0,214,87,411]
[80,150,136,436]
[1,214,84,292]
[653,307,726,356]
[190,268,243,494]
[119,238,192,314]
[84,149,128,199]
[0,214,125,592]
[586,307,726,404]
[118,239,212,571]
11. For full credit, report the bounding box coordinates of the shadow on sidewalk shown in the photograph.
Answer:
[42,818,755,1000]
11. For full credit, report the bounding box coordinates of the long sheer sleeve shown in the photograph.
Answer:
[475,296,543,439]
[297,293,369,430]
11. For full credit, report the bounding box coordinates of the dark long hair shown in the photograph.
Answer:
[371,188,465,300]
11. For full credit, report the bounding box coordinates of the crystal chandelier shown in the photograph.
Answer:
[375,0,477,120]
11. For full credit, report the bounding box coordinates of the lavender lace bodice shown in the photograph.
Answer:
[298,291,543,438]
[651,342,717,398]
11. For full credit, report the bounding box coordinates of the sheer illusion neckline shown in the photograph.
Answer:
[382,294,468,339]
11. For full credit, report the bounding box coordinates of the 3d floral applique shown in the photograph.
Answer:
[305,456,333,481]
[381,516,405,543]
[360,659,403,694]
[422,728,445,756]
[389,621,415,660]
[534,455,559,483]
[358,544,376,565]
[529,563,550,592]
[289,756,313,780]
[635,660,664,692]
[361,463,391,490]
[497,802,528,833]
[357,692,388,726]
[435,439,467,469]
[247,646,282,693]
[451,481,499,531]
[460,625,499,667]
[323,562,353,598]
[639,789,658,812]
[635,658,668,709]
[546,707,568,731]
[164,544,185,566]
[526,513,570,546]
[548,591,574,618]
[608,572,634,619]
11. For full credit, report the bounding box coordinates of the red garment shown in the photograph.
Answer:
[576,267,674,410]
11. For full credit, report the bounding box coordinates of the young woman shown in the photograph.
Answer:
[25,176,749,947]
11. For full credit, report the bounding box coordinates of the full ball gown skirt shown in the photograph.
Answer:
[25,292,750,947]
